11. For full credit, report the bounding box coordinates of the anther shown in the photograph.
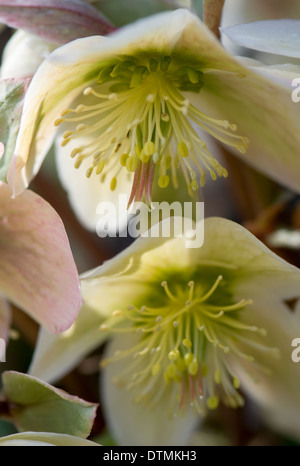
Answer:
[110,177,117,191]
[83,87,93,96]
[158,175,170,189]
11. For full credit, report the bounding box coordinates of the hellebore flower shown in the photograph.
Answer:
[30,217,300,444]
[0,181,81,336]
[7,9,300,229]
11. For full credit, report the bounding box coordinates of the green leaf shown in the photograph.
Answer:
[0,79,29,182]
[2,371,98,438]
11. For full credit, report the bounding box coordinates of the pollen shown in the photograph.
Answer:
[55,55,249,205]
[100,264,279,415]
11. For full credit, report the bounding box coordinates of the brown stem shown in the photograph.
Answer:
[203,0,225,38]
[221,147,281,222]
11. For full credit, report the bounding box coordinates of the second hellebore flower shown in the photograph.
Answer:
[7,9,300,229]
[82,217,300,444]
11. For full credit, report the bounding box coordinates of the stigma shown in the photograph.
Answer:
[55,55,249,206]
[100,266,279,414]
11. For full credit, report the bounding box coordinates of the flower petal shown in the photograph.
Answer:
[1,30,56,79]
[0,0,115,44]
[236,57,300,88]
[8,8,243,196]
[101,334,200,446]
[195,65,300,194]
[0,183,81,333]
[234,296,300,440]
[0,432,100,446]
[55,128,133,232]
[222,20,300,58]
[29,304,108,384]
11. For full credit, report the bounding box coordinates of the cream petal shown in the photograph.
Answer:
[233,295,300,440]
[29,304,108,384]
[194,66,300,193]
[0,30,56,79]
[197,218,300,275]
[79,223,197,290]
[55,129,133,232]
[236,57,300,88]
[222,20,300,58]
[83,216,300,282]
[101,334,201,446]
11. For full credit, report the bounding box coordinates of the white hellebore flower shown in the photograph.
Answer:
[30,217,300,444]
[7,9,300,229]
[0,432,99,447]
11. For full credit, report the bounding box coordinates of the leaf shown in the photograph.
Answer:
[0,183,82,333]
[0,78,29,182]
[2,371,98,438]
[0,0,115,44]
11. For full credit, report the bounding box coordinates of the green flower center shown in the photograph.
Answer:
[100,266,279,414]
[55,55,249,204]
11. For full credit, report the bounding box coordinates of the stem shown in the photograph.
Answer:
[203,0,225,39]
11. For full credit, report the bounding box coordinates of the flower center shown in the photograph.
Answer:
[55,55,249,205]
[100,266,279,414]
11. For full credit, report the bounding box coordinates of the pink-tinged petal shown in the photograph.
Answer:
[0,0,115,44]
[0,182,82,333]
